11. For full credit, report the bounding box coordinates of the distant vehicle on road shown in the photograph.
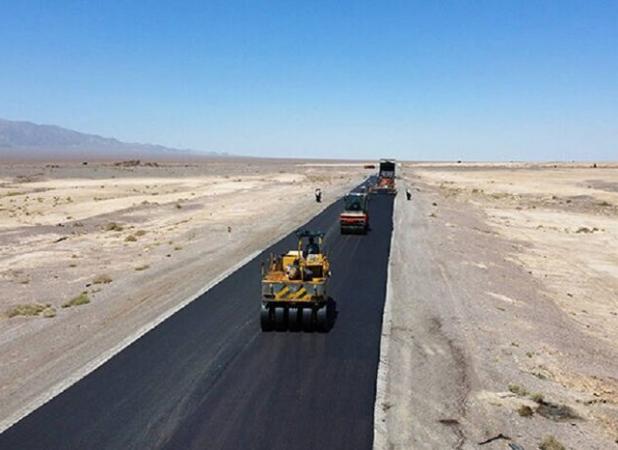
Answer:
[370,159,397,195]
[260,230,333,332]
[340,192,369,234]
[363,164,376,169]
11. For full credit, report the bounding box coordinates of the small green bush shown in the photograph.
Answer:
[62,292,90,308]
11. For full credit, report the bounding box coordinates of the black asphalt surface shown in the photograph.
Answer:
[0,191,393,450]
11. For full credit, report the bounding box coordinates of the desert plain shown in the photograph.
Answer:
[1,159,617,449]
[378,162,618,449]
[0,158,364,431]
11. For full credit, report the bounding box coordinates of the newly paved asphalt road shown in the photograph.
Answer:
[0,193,393,450]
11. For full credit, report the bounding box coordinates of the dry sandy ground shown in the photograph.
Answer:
[0,158,366,430]
[377,163,618,449]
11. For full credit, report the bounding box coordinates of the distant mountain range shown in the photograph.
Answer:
[0,118,222,159]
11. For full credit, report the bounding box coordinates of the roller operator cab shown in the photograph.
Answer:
[339,192,369,234]
[260,230,333,332]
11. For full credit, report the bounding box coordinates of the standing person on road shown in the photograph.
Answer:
[315,188,322,203]
[406,188,412,201]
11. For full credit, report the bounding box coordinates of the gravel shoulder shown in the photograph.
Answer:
[376,165,618,450]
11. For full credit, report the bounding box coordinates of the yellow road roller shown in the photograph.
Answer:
[260,230,333,332]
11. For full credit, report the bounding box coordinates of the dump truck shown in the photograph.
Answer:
[370,159,397,194]
[339,192,369,234]
[260,230,332,332]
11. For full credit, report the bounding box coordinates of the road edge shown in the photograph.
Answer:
[0,191,350,435]
[372,190,400,450]
[0,249,264,435]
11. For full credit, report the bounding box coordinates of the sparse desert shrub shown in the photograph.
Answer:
[508,383,528,396]
[125,235,137,242]
[6,303,47,318]
[575,226,598,234]
[539,435,565,450]
[530,392,544,403]
[93,274,112,284]
[135,230,147,237]
[532,370,548,380]
[135,265,150,271]
[175,203,182,209]
[517,405,534,417]
[62,292,90,308]
[105,222,124,232]
[536,400,578,421]
[41,306,57,318]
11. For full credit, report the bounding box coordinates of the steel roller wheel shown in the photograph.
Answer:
[288,307,301,331]
[316,304,329,332]
[274,307,287,331]
[260,304,274,331]
[301,307,314,332]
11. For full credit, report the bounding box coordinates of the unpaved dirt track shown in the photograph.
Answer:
[0,194,393,450]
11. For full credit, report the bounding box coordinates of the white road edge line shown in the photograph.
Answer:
[373,191,399,450]
[0,188,351,435]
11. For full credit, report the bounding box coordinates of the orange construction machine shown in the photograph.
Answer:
[370,159,397,195]
[339,192,369,234]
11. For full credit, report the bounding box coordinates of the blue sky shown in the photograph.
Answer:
[1,1,616,160]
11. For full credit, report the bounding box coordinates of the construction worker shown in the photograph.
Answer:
[315,188,322,203]
[304,237,320,257]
